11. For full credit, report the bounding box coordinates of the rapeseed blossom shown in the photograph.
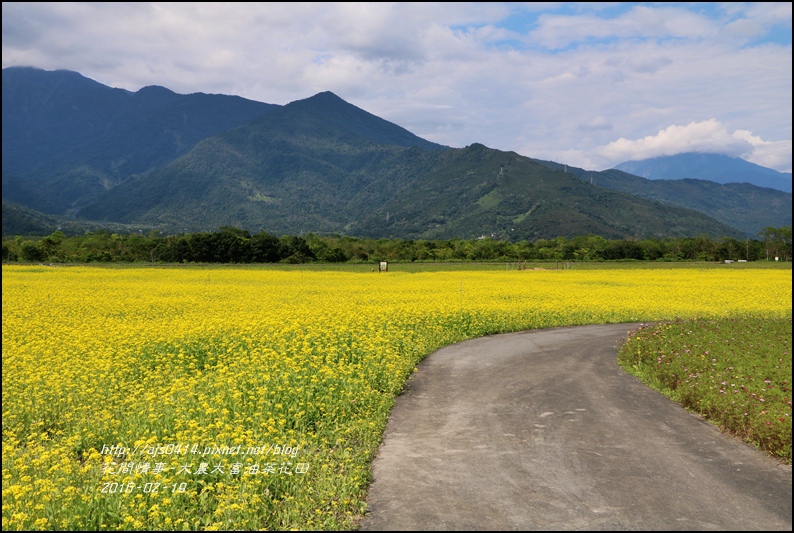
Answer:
[2,266,790,530]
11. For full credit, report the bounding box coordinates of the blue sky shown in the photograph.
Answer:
[2,2,791,172]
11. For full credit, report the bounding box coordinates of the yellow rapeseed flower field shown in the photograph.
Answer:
[2,265,791,530]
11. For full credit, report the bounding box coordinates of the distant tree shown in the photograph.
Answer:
[562,235,604,261]
[603,240,644,260]
[742,239,764,261]
[250,231,282,263]
[278,235,315,263]
[2,242,18,262]
[317,246,349,263]
[638,239,663,261]
[470,238,508,260]
[216,227,252,263]
[781,227,792,261]
[513,240,535,261]
[533,238,563,260]
[396,239,417,261]
[18,240,47,262]
[413,240,435,261]
[124,233,158,262]
[188,233,217,262]
[661,237,684,261]
[760,226,792,261]
[38,230,67,261]
[715,236,743,262]
[152,236,190,262]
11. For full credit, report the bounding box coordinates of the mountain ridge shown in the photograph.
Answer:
[3,66,787,240]
[2,66,279,214]
[533,160,792,237]
[613,153,791,193]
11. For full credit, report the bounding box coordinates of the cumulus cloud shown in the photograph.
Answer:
[601,120,748,160]
[731,130,793,173]
[597,119,792,172]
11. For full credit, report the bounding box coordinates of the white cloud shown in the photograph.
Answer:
[600,119,749,160]
[529,5,718,49]
[731,130,793,173]
[578,116,613,132]
[594,120,792,172]
[1,2,791,173]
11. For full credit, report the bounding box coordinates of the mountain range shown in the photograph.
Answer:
[533,160,791,238]
[613,153,791,193]
[2,66,790,240]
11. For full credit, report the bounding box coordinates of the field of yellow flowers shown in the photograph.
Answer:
[2,265,791,530]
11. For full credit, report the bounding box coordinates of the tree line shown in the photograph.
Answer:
[2,226,791,264]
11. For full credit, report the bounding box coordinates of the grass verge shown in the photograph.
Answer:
[618,315,792,463]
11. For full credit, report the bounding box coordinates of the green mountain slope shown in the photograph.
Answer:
[1,199,64,236]
[535,159,791,237]
[352,144,744,240]
[2,66,277,214]
[78,92,445,234]
[1,199,154,237]
[79,91,743,240]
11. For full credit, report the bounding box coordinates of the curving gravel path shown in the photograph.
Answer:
[359,323,792,531]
